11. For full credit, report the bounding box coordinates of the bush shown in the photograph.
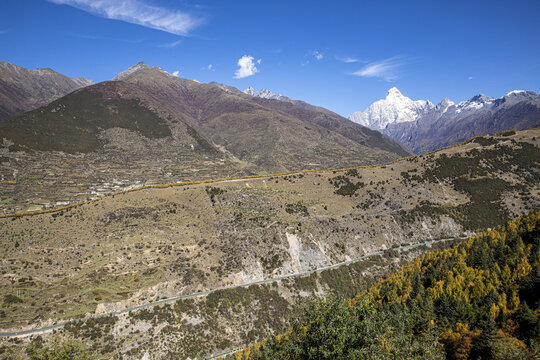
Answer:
[4,294,22,305]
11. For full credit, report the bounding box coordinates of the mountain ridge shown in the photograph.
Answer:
[349,87,540,153]
[384,89,540,153]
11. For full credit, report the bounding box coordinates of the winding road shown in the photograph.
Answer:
[0,236,466,338]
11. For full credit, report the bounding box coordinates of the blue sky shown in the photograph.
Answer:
[1,0,539,116]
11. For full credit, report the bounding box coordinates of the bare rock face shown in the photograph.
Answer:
[0,61,94,122]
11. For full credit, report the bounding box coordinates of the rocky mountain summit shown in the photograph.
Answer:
[243,87,292,102]
[112,61,150,81]
[0,61,94,122]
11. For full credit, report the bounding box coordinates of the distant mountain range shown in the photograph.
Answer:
[1,59,537,162]
[0,61,93,122]
[349,88,540,153]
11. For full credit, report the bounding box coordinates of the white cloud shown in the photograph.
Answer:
[337,56,362,63]
[313,50,323,60]
[351,56,408,82]
[202,64,214,71]
[234,55,260,79]
[48,0,202,36]
[157,39,182,48]
[172,71,180,77]
[468,76,475,80]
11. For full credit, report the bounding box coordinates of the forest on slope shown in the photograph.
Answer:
[229,211,540,360]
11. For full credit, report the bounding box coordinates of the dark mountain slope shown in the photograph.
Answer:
[247,96,409,157]
[0,61,94,122]
[0,83,171,153]
[118,67,410,170]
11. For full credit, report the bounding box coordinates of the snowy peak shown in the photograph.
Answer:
[243,87,291,102]
[455,94,495,113]
[349,88,434,130]
[506,90,527,97]
[113,62,150,81]
[503,90,537,99]
[386,87,404,99]
[436,98,455,113]
[469,94,494,103]
[381,89,540,154]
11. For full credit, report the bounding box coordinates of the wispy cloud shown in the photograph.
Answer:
[0,29,9,35]
[157,39,182,48]
[336,56,365,63]
[351,56,409,82]
[172,71,180,77]
[49,0,203,36]
[67,31,144,43]
[202,64,214,71]
[234,55,260,79]
[468,76,475,80]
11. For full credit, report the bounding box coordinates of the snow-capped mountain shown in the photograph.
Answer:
[383,90,540,154]
[113,62,150,81]
[243,87,291,102]
[349,87,434,130]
